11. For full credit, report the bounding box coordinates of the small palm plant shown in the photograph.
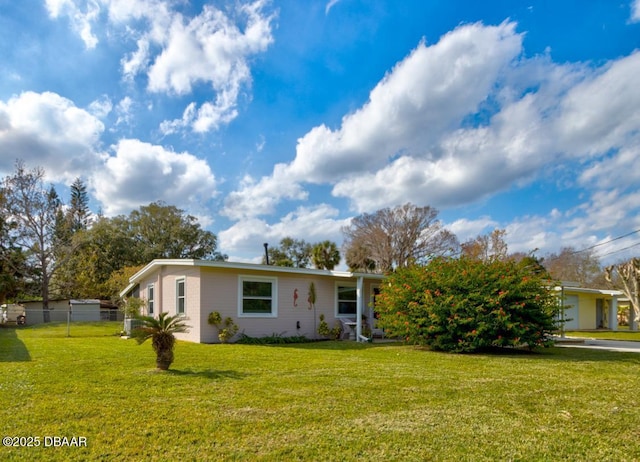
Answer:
[132,312,190,370]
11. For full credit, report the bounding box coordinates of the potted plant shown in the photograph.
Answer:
[317,314,342,340]
[131,312,190,370]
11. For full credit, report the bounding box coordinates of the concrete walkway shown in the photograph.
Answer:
[555,337,640,353]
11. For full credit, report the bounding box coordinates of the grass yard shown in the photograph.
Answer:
[564,330,640,342]
[1,322,639,461]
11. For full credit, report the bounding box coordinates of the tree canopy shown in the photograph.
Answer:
[1,162,226,304]
[542,247,602,288]
[342,203,459,273]
[1,161,68,317]
[0,188,29,303]
[129,201,224,261]
[55,202,226,300]
[461,229,509,263]
[263,237,312,267]
[262,237,343,270]
[312,240,341,270]
[67,177,91,233]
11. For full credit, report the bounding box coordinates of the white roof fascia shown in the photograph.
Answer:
[553,285,624,297]
[126,259,386,287]
[119,282,137,299]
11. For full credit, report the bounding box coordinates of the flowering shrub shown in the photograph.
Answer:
[375,257,560,353]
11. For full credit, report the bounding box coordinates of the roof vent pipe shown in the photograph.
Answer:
[263,243,270,265]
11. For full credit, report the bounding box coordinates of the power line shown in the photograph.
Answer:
[593,240,640,259]
[567,228,640,255]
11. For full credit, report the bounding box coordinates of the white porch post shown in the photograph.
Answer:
[356,276,364,342]
[609,296,618,331]
[157,265,163,317]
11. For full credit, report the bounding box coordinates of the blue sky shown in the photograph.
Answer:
[1,0,640,265]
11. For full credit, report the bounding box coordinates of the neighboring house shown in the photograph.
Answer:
[554,283,624,331]
[120,259,385,343]
[18,299,104,324]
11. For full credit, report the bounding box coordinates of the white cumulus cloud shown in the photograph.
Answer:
[45,0,101,48]
[46,0,275,133]
[229,19,640,227]
[285,21,524,184]
[222,164,308,220]
[218,204,350,262]
[0,91,104,180]
[631,0,640,22]
[92,139,217,216]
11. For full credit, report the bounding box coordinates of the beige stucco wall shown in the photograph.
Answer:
[199,267,375,342]
[138,265,202,343]
[136,263,382,343]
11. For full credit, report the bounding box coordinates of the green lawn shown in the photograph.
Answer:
[564,329,640,342]
[1,322,639,461]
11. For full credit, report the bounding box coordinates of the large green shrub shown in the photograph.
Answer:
[375,257,560,352]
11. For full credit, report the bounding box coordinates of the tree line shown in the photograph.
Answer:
[0,161,225,313]
[270,206,638,329]
[1,161,638,328]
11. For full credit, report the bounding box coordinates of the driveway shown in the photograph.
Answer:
[555,337,640,353]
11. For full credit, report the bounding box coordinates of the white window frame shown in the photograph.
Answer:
[147,283,155,315]
[238,275,278,318]
[176,277,186,316]
[335,282,357,318]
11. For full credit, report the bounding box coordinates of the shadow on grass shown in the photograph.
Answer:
[167,368,249,380]
[267,339,640,363]
[0,326,31,362]
[461,345,640,364]
[541,346,640,363]
[251,340,399,351]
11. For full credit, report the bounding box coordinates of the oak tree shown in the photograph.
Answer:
[263,237,312,268]
[342,203,459,273]
[1,161,68,320]
[461,229,509,263]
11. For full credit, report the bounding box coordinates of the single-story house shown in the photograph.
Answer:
[554,283,624,331]
[120,259,386,343]
[119,262,628,343]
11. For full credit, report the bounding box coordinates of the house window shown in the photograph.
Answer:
[239,276,277,317]
[147,284,154,315]
[176,278,185,315]
[336,284,357,317]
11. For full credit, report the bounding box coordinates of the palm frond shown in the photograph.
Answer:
[131,312,190,344]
